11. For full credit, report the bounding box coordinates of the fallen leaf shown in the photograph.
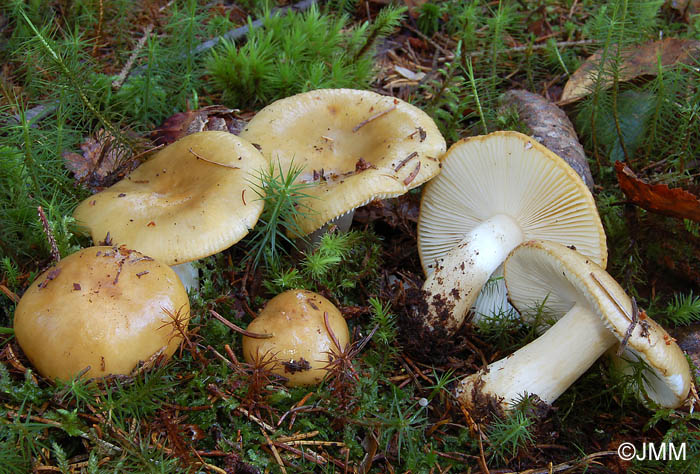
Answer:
[560,38,700,104]
[62,129,140,190]
[615,161,700,222]
[394,65,425,81]
[500,89,594,189]
[150,105,250,146]
[669,0,700,22]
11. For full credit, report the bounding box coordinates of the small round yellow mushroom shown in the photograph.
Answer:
[13,246,190,380]
[242,289,349,387]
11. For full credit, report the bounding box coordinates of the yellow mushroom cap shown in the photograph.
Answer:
[73,131,266,265]
[242,289,349,387]
[13,246,190,380]
[240,89,446,236]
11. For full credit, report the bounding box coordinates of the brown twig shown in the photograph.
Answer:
[235,406,276,433]
[276,430,319,443]
[476,424,490,474]
[261,428,288,474]
[209,309,272,338]
[188,148,240,169]
[129,144,164,162]
[206,345,236,370]
[352,104,397,132]
[590,273,632,322]
[402,162,421,185]
[276,405,325,428]
[402,354,433,384]
[617,296,639,356]
[276,393,314,428]
[270,441,322,466]
[394,151,418,171]
[287,440,345,447]
[0,284,20,303]
[224,343,240,365]
[196,462,228,474]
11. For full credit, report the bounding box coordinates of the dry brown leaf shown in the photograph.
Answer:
[669,0,700,22]
[501,89,594,189]
[615,161,700,222]
[560,38,700,104]
[62,129,139,190]
[150,105,250,146]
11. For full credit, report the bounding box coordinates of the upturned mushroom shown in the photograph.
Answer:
[239,88,446,239]
[73,131,267,290]
[13,246,190,380]
[455,240,691,414]
[416,131,607,334]
[241,289,349,387]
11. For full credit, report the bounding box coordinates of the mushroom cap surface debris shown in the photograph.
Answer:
[13,246,190,381]
[73,131,267,266]
[242,289,350,387]
[240,88,446,236]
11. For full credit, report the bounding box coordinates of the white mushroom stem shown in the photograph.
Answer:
[171,262,199,292]
[456,304,618,410]
[422,214,524,332]
[302,210,355,250]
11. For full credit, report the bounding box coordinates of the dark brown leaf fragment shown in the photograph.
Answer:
[403,162,420,185]
[281,358,311,373]
[38,268,61,290]
[150,106,250,146]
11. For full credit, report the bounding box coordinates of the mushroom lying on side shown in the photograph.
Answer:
[455,240,691,414]
[13,246,190,380]
[242,289,349,387]
[73,131,267,290]
[239,88,446,239]
[416,131,607,334]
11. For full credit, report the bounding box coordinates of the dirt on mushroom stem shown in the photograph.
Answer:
[395,287,475,365]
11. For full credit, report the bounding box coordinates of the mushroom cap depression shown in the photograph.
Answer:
[242,289,350,387]
[417,131,607,320]
[239,88,446,236]
[73,131,267,266]
[505,240,691,408]
[13,246,190,381]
